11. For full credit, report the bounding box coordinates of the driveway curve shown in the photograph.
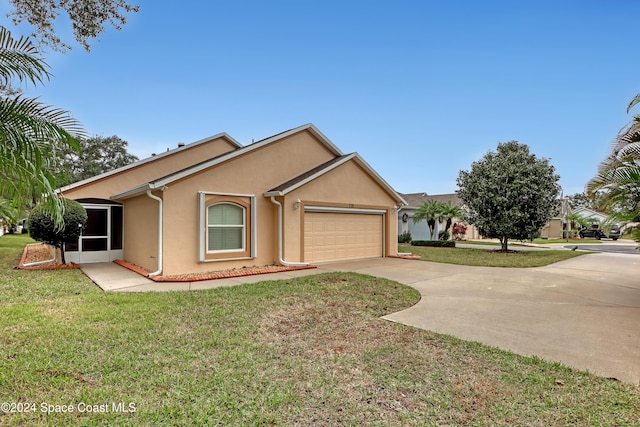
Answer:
[321,253,640,384]
[565,243,640,255]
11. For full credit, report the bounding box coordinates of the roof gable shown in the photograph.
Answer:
[113,123,345,200]
[572,207,608,220]
[264,153,407,204]
[58,132,242,194]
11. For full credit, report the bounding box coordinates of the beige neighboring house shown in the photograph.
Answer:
[540,198,571,239]
[398,192,479,240]
[58,124,406,276]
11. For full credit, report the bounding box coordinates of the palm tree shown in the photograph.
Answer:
[439,201,463,237]
[567,212,590,233]
[586,94,640,241]
[0,26,83,227]
[413,200,446,240]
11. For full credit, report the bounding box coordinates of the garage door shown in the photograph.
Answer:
[304,211,383,263]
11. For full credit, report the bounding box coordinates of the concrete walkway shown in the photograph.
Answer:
[80,262,337,292]
[80,252,640,384]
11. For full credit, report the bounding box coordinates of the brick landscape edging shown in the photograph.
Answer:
[113,259,317,282]
[16,245,81,270]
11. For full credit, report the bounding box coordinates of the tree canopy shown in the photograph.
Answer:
[7,0,140,52]
[565,192,608,213]
[54,135,139,186]
[456,141,560,251]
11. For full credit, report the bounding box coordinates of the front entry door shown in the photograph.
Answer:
[65,203,123,263]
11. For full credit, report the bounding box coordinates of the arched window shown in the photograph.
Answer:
[207,203,245,252]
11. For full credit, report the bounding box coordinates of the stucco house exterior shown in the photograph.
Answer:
[58,124,406,277]
[540,198,571,239]
[397,192,479,240]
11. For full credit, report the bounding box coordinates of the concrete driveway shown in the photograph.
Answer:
[320,253,640,384]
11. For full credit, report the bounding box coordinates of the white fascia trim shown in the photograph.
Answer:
[111,183,153,200]
[297,123,344,156]
[198,191,257,262]
[304,206,387,215]
[119,124,343,198]
[264,153,407,206]
[256,123,343,157]
[56,132,241,194]
[351,154,408,206]
[263,154,356,197]
[114,124,344,200]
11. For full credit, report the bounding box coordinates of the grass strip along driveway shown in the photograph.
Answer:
[1,235,638,426]
[406,244,589,267]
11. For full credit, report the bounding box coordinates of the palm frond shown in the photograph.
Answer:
[627,93,640,113]
[0,25,51,89]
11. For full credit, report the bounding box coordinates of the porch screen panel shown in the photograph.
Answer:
[110,206,123,250]
[84,209,108,236]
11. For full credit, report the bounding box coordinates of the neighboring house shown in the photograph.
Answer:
[571,207,608,225]
[540,198,571,239]
[58,124,406,276]
[398,193,478,240]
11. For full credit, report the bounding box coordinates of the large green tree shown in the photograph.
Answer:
[54,135,139,186]
[566,191,609,213]
[0,26,83,227]
[456,141,561,251]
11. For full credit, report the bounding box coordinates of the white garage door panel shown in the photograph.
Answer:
[304,212,383,263]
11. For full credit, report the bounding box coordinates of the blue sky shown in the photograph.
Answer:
[4,1,640,195]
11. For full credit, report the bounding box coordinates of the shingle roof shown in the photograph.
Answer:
[400,192,462,208]
[267,155,350,193]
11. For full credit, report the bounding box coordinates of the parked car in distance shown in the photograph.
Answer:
[579,225,606,240]
[609,225,621,240]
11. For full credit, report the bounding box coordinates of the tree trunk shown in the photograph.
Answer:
[428,219,436,240]
[500,237,508,251]
[58,244,66,264]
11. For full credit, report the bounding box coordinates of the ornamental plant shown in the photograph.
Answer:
[28,198,87,264]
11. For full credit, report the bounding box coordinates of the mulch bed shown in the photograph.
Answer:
[15,244,315,280]
[114,259,317,282]
[16,243,80,270]
[390,254,422,260]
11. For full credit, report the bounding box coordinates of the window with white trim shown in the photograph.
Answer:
[207,203,245,252]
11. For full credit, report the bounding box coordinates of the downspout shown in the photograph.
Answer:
[270,196,309,267]
[146,189,163,277]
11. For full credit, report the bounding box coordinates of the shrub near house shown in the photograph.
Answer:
[28,199,87,264]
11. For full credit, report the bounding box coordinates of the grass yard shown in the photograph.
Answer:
[1,234,638,426]
[405,245,589,268]
[460,239,601,246]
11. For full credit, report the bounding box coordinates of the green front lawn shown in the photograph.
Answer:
[1,234,638,425]
[461,238,601,246]
[405,245,589,267]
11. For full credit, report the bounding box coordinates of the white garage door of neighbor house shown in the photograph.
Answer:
[304,211,384,263]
